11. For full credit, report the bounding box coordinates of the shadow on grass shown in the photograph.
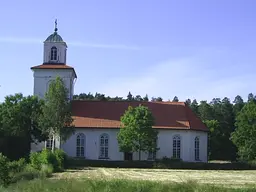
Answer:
[67,167,96,171]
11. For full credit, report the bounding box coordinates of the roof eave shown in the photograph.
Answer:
[30,66,77,78]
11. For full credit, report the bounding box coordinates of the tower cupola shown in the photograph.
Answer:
[43,19,67,64]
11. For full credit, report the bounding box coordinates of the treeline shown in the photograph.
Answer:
[73,92,179,102]
[74,91,256,161]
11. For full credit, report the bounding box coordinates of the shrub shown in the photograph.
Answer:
[29,149,67,172]
[11,163,54,184]
[53,149,67,171]
[11,164,41,183]
[39,149,58,170]
[8,158,26,173]
[29,152,41,170]
[0,153,11,187]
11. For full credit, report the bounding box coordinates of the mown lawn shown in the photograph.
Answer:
[3,168,256,191]
[52,168,256,188]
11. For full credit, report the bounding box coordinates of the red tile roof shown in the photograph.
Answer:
[71,100,208,132]
[31,64,77,78]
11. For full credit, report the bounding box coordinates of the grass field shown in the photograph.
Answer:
[3,168,256,191]
[52,168,256,188]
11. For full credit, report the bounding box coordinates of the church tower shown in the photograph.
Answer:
[31,20,77,100]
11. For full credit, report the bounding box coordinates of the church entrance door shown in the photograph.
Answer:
[124,152,133,160]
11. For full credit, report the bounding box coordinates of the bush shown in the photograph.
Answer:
[11,164,41,183]
[29,149,67,172]
[29,152,41,170]
[11,163,54,184]
[53,149,67,171]
[39,149,58,171]
[8,158,26,173]
[0,153,11,187]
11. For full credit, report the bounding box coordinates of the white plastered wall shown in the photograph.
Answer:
[61,128,208,162]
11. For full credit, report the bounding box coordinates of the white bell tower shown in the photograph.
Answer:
[31,20,77,100]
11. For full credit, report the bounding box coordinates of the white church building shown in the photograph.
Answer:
[30,22,209,162]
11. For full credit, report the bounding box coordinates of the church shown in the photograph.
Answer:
[30,22,209,162]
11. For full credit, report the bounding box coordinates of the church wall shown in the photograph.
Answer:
[33,69,75,99]
[61,128,208,162]
[187,130,208,162]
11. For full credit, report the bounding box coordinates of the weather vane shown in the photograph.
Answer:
[54,19,58,32]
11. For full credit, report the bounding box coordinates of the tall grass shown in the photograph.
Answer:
[3,178,256,192]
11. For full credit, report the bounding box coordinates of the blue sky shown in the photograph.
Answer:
[0,0,256,102]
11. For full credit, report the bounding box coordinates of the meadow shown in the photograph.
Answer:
[3,167,256,192]
[52,167,256,187]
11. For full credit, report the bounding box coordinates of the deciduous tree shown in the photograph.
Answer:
[117,105,158,160]
[0,93,45,159]
[39,76,74,151]
[231,100,256,161]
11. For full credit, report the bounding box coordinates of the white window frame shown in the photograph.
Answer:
[195,136,200,161]
[99,133,109,159]
[76,133,85,157]
[173,135,181,159]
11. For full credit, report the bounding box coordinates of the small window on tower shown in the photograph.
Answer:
[51,46,57,61]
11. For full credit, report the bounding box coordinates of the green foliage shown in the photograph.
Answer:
[73,92,151,101]
[29,152,41,170]
[0,153,10,187]
[0,94,46,160]
[53,149,67,171]
[191,97,239,161]
[0,156,52,187]
[0,93,45,140]
[8,158,26,173]
[190,99,199,116]
[29,149,67,172]
[37,149,58,170]
[231,100,256,161]
[39,76,74,150]
[233,95,245,115]
[117,105,158,160]
[11,164,53,184]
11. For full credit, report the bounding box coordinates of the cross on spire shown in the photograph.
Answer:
[54,19,58,32]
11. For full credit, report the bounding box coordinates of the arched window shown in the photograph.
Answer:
[99,134,109,159]
[76,133,85,157]
[173,135,181,159]
[50,46,57,61]
[195,137,200,161]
